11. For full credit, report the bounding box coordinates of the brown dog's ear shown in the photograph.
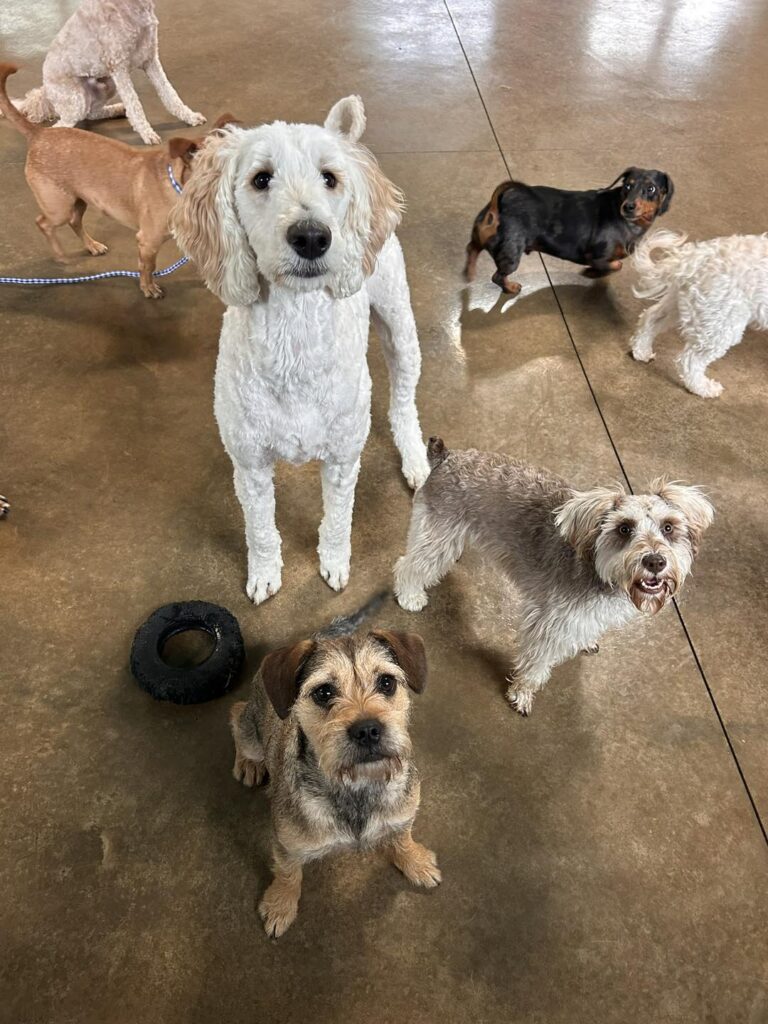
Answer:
[211,112,242,131]
[650,478,713,555]
[372,630,427,694]
[260,639,316,719]
[554,485,625,559]
[167,137,199,163]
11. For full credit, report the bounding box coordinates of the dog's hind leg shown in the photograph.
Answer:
[45,76,89,128]
[110,67,161,144]
[142,55,205,126]
[232,458,283,605]
[68,199,108,256]
[676,311,748,398]
[30,183,77,262]
[230,702,267,787]
[490,225,525,295]
[394,498,466,612]
[318,457,361,592]
[630,296,676,363]
[368,239,430,489]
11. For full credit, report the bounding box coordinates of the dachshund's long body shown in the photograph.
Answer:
[465,167,673,294]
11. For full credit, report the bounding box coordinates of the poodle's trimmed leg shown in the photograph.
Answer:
[630,298,676,363]
[86,102,126,120]
[394,498,466,612]
[318,457,361,592]
[232,458,282,605]
[367,240,429,489]
[143,55,205,126]
[110,67,160,144]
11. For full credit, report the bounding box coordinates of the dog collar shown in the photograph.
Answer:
[167,164,184,195]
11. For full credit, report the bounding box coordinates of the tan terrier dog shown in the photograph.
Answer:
[230,596,440,938]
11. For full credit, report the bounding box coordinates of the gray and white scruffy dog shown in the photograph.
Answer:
[395,439,714,716]
[230,593,439,939]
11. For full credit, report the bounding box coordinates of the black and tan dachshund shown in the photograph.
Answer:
[465,167,674,294]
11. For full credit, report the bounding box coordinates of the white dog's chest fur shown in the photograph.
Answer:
[214,286,373,467]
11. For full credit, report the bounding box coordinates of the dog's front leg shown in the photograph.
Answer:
[386,826,441,888]
[110,68,161,144]
[368,241,429,490]
[259,842,304,939]
[142,56,206,127]
[317,458,361,592]
[232,459,283,605]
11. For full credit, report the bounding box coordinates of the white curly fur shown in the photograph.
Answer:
[630,229,768,398]
[3,0,205,144]
[170,96,429,604]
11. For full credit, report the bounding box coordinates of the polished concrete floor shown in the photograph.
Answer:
[1,2,767,1022]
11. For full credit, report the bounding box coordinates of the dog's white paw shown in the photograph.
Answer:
[141,129,162,145]
[246,565,282,605]
[631,347,655,363]
[687,377,723,399]
[402,450,431,491]
[184,111,207,126]
[259,884,299,939]
[0,495,9,518]
[319,559,350,592]
[395,588,428,612]
[506,685,534,716]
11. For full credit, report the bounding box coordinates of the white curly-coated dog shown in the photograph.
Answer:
[4,0,205,145]
[170,96,430,604]
[630,230,768,398]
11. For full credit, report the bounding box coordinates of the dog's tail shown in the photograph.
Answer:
[319,590,390,638]
[631,229,690,300]
[427,436,449,470]
[0,65,41,137]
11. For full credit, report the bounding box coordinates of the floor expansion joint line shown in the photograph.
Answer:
[443,0,768,848]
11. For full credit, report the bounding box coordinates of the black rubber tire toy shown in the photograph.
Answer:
[130,601,244,704]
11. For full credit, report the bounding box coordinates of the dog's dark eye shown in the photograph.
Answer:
[311,683,336,707]
[624,182,632,192]
[376,674,396,697]
[618,523,632,536]
[253,171,272,191]
[647,184,656,196]
[662,522,674,534]
[322,171,338,189]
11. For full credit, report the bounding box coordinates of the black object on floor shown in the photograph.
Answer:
[130,601,245,704]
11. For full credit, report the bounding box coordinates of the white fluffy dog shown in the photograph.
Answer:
[630,230,768,397]
[170,96,430,604]
[4,0,205,144]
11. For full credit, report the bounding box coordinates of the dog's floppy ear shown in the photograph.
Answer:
[656,172,674,214]
[333,145,404,297]
[651,479,713,555]
[260,639,316,719]
[372,630,427,694]
[169,130,260,306]
[324,94,366,142]
[555,485,625,559]
[600,167,635,191]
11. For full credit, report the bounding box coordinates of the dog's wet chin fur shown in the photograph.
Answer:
[628,574,674,613]
[338,753,405,785]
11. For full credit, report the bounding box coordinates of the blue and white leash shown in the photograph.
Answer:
[0,165,188,287]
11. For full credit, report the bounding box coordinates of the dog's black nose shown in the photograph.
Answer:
[623,201,636,215]
[286,220,331,261]
[348,718,383,748]
[642,552,667,573]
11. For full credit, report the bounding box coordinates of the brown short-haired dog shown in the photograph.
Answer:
[230,598,440,938]
[0,63,233,298]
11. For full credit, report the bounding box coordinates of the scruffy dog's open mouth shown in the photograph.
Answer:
[339,753,404,783]
[636,575,666,596]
